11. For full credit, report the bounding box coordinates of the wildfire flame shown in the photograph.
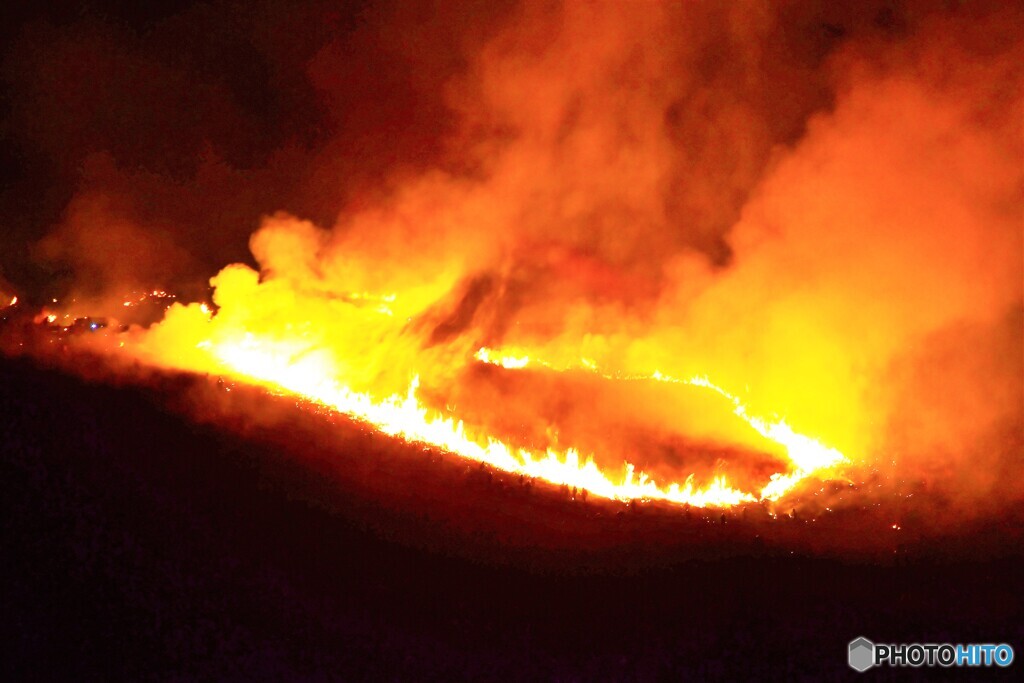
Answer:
[67,282,853,510]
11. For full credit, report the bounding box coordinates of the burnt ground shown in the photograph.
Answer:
[2,353,1022,680]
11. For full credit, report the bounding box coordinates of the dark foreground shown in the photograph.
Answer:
[2,355,1021,680]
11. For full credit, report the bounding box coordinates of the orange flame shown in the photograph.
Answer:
[96,294,851,508]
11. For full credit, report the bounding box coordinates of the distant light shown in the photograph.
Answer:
[90,323,98,330]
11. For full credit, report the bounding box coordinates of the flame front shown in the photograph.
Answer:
[87,279,852,509]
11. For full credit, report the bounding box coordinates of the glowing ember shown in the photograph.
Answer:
[122,290,177,308]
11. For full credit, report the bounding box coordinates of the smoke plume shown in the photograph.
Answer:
[4,0,1021,518]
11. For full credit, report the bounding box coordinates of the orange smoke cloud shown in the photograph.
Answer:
[9,1,1023,517]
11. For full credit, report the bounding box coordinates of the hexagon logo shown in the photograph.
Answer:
[849,637,875,672]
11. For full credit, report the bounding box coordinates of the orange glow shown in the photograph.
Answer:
[71,259,855,510]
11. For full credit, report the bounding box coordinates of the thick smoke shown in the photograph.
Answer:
[4,1,1021,515]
